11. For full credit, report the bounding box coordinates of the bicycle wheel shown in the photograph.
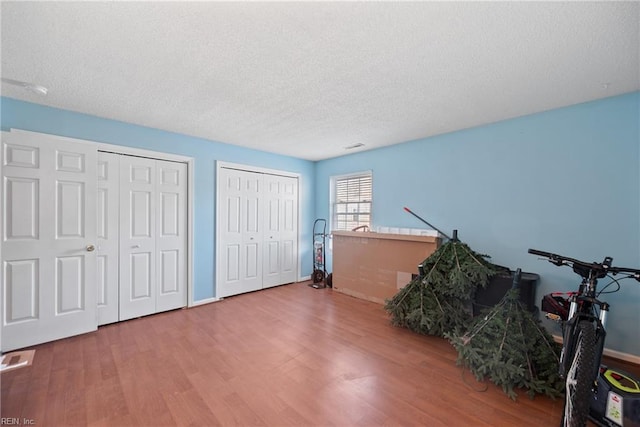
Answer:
[562,320,597,427]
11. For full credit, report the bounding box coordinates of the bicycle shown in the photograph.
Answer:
[528,248,640,427]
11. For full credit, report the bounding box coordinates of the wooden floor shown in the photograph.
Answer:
[2,282,639,426]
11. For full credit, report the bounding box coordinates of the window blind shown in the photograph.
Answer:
[333,173,372,231]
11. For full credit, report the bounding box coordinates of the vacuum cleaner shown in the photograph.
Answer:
[589,364,640,427]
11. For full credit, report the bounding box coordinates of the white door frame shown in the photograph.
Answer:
[96,143,195,308]
[216,161,302,298]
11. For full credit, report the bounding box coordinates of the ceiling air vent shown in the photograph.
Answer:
[344,143,365,150]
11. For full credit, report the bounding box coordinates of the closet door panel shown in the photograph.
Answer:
[119,156,156,320]
[263,175,298,288]
[156,160,187,312]
[217,168,263,297]
[96,152,119,325]
[279,177,298,283]
[262,177,281,287]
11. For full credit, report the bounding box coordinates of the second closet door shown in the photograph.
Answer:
[105,154,188,322]
[217,167,299,298]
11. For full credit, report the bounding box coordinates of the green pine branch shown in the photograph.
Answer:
[446,289,564,400]
[386,239,500,337]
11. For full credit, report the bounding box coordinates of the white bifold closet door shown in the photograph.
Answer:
[218,169,263,297]
[97,152,187,324]
[1,131,188,351]
[217,167,298,298]
[262,173,298,288]
[96,152,120,325]
[1,131,97,352]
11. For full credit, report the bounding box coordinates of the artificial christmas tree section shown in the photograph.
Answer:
[447,284,564,400]
[332,231,440,304]
[385,237,499,337]
[385,236,563,401]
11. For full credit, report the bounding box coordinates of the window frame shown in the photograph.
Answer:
[329,170,373,232]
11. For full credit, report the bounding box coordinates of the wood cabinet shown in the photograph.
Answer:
[331,231,440,304]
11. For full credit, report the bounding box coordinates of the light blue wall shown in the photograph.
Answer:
[3,93,639,356]
[316,92,640,356]
[1,97,315,301]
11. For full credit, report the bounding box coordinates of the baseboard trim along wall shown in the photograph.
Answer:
[552,335,640,366]
[190,297,221,307]
[190,279,314,307]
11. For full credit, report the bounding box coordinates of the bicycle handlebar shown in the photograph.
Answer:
[528,248,556,259]
[528,248,640,280]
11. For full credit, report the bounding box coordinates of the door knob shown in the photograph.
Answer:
[86,244,95,252]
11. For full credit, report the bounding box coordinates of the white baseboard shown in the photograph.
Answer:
[190,279,312,307]
[601,348,640,365]
[190,297,221,307]
[552,335,640,365]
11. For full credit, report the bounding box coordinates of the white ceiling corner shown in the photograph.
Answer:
[1,1,638,161]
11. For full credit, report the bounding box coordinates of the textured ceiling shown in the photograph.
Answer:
[1,2,638,161]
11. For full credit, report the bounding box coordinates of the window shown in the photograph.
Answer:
[331,172,372,231]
